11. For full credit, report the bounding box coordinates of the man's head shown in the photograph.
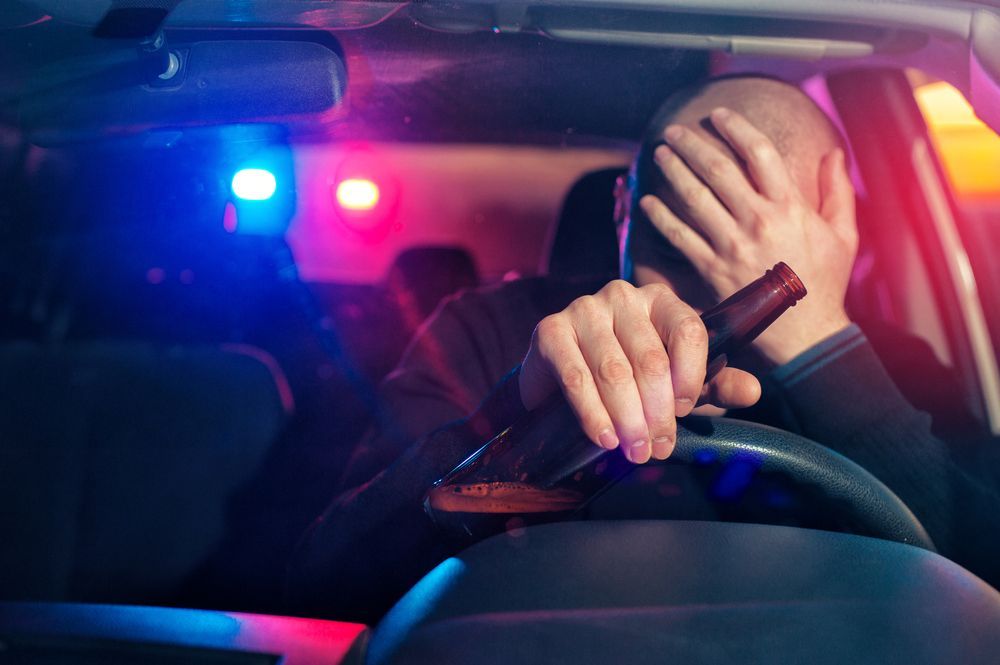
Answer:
[618,74,847,308]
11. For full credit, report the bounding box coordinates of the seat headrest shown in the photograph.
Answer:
[386,246,479,321]
[544,167,626,280]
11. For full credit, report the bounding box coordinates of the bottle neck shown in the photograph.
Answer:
[701,263,806,360]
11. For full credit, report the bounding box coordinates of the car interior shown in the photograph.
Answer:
[1,1,1000,663]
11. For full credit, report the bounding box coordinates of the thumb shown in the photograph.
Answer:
[819,148,858,249]
[698,367,761,410]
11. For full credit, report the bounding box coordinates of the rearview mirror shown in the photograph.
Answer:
[20,32,346,142]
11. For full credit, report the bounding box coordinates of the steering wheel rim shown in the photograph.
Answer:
[659,416,936,552]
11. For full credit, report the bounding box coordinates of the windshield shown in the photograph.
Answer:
[2,0,1000,630]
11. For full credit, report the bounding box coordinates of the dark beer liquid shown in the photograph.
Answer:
[425,263,807,542]
[425,482,585,540]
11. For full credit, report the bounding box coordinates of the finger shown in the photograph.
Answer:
[652,144,739,250]
[698,367,761,410]
[710,107,794,202]
[663,124,759,221]
[532,316,619,451]
[612,305,677,461]
[638,195,716,271]
[573,305,651,464]
[819,148,858,250]
[646,286,708,417]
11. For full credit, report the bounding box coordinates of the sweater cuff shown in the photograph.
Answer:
[771,323,865,387]
[770,325,919,443]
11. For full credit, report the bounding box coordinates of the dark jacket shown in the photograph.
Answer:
[288,277,1000,622]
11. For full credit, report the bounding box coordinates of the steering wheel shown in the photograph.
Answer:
[638,416,936,551]
[368,419,996,665]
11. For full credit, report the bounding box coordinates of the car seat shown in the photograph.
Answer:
[0,340,289,605]
[386,246,479,325]
[543,167,624,281]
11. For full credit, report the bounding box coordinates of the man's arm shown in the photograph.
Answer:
[288,277,762,621]
[287,284,538,622]
[767,324,1000,586]
[644,106,1000,584]
[287,370,525,622]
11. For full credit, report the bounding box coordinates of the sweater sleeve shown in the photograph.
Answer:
[286,367,525,623]
[769,326,1000,585]
[285,284,543,622]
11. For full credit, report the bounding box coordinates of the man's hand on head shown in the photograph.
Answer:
[638,107,858,365]
[518,280,761,465]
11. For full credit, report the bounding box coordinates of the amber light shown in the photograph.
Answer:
[336,178,381,211]
[915,81,1000,199]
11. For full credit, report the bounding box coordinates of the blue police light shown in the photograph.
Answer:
[231,168,277,201]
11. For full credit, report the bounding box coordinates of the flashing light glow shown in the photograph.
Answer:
[232,168,277,201]
[915,82,1000,198]
[222,201,238,233]
[146,267,165,285]
[336,178,380,211]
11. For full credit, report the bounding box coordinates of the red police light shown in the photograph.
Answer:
[335,178,380,211]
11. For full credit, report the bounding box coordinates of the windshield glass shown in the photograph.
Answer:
[2,0,999,630]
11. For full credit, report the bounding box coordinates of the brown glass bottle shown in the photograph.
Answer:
[424,263,807,542]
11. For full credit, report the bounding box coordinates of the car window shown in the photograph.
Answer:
[914,75,1000,349]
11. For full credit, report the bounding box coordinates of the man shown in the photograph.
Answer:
[287,75,1000,621]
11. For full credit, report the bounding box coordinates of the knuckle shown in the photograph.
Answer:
[706,158,731,181]
[601,279,635,301]
[641,282,673,301]
[558,364,589,394]
[568,294,602,318]
[726,238,745,261]
[707,256,729,279]
[642,282,677,311]
[533,318,569,357]
[674,315,708,346]
[679,184,706,209]
[663,223,687,247]
[788,200,807,217]
[746,206,768,230]
[749,139,773,162]
[636,348,670,378]
[533,314,562,341]
[597,356,633,386]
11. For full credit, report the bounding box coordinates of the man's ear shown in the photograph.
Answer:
[612,173,630,229]
[614,174,637,282]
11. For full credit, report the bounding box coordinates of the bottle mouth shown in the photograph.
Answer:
[772,262,808,301]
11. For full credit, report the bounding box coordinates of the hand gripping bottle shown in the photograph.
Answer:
[424,263,807,542]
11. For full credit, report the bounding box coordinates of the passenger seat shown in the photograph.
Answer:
[0,340,289,605]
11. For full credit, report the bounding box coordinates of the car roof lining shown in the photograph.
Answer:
[9,1,1000,139]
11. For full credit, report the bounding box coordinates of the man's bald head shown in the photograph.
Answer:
[623,74,846,282]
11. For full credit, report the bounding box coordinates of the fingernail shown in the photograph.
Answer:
[599,429,619,450]
[664,125,683,142]
[712,107,731,120]
[628,439,648,463]
[652,435,675,457]
[653,144,671,162]
[675,397,694,416]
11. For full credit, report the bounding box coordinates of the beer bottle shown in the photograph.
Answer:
[424,262,807,542]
